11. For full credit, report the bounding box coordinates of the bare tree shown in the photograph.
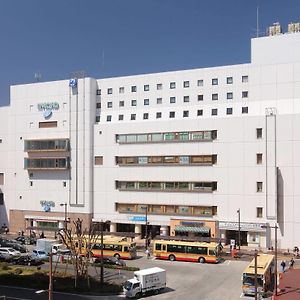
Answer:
[58,218,100,289]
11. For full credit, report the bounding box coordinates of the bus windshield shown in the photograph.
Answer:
[243,274,263,287]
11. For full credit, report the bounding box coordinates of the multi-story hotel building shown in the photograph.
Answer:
[1,22,300,249]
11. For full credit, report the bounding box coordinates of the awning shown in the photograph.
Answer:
[175,225,210,234]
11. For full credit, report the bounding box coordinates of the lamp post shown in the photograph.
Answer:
[141,205,148,250]
[60,203,68,231]
[237,209,241,251]
[254,249,258,300]
[261,224,278,296]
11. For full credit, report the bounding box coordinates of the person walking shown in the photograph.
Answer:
[145,249,150,259]
[281,260,286,272]
[289,257,295,269]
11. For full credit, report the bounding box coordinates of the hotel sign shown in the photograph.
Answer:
[219,221,266,232]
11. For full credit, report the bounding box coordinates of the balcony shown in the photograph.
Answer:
[24,139,70,152]
[24,158,70,170]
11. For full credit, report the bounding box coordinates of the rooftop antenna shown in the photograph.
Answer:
[34,72,42,82]
[256,5,259,37]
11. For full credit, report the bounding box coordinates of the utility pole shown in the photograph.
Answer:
[100,221,104,284]
[254,249,258,300]
[145,205,148,250]
[49,253,53,300]
[237,209,241,250]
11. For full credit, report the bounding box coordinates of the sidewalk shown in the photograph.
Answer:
[273,268,300,299]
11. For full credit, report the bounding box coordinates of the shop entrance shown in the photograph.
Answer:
[226,230,248,246]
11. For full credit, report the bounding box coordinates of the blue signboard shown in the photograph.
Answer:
[129,216,146,222]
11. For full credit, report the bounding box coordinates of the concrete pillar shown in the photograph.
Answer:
[135,224,142,235]
[33,220,37,227]
[110,222,117,233]
[160,226,168,236]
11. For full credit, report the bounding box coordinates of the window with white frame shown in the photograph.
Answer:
[183,110,189,118]
[211,109,218,116]
[170,97,176,103]
[131,100,137,106]
[183,96,189,102]
[143,113,149,120]
[242,75,248,83]
[170,82,176,89]
[107,115,112,122]
[212,78,218,85]
[226,77,233,84]
[169,111,175,118]
[119,114,124,121]
[119,86,125,93]
[212,93,218,100]
[107,102,112,108]
[131,114,136,120]
[257,182,263,192]
[157,83,162,90]
[157,98,162,104]
[119,100,124,107]
[242,91,248,98]
[156,112,162,119]
[107,88,113,95]
[197,109,203,116]
[144,99,149,105]
[144,84,149,91]
[131,86,137,92]
[226,107,233,115]
[242,106,248,114]
[227,92,233,99]
[183,81,190,88]
[197,79,204,86]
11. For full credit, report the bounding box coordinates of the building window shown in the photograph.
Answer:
[144,84,150,91]
[227,92,233,99]
[107,102,112,108]
[183,111,189,118]
[242,75,248,83]
[183,96,189,102]
[256,207,263,218]
[106,115,112,122]
[242,91,248,98]
[143,113,149,120]
[170,97,176,103]
[183,81,190,88]
[211,109,218,116]
[63,181,67,187]
[95,156,103,165]
[96,89,101,95]
[169,111,175,118]
[96,102,101,109]
[156,112,162,119]
[107,88,113,95]
[131,100,137,106]
[212,78,218,85]
[119,100,124,107]
[256,128,263,139]
[144,99,149,105]
[157,98,162,104]
[198,94,203,101]
[0,139,2,143]
[257,182,263,192]
[119,86,125,93]
[0,173,4,185]
[170,82,176,89]
[257,153,263,164]
[242,106,248,114]
[39,121,57,128]
[226,107,233,115]
[157,83,162,90]
[197,79,204,86]
[131,114,136,120]
[226,77,233,84]
[212,94,218,101]
[30,181,33,187]
[95,116,100,123]
[197,109,203,116]
[131,86,137,92]
[118,114,124,121]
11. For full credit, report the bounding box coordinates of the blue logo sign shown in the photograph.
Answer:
[40,201,55,213]
[69,78,77,87]
[129,216,147,222]
[43,110,52,119]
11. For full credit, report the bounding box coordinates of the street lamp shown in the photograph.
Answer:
[60,203,68,231]
[237,209,241,251]
[261,224,278,296]
[141,205,148,250]
[36,252,53,300]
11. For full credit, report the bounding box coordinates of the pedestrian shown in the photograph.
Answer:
[281,260,286,272]
[294,246,299,257]
[145,249,150,259]
[289,258,295,269]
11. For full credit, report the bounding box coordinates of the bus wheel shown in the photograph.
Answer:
[114,253,121,260]
[199,257,205,263]
[169,255,176,261]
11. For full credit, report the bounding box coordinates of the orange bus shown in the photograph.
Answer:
[73,236,137,260]
[153,240,220,263]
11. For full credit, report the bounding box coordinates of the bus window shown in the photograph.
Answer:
[196,247,208,255]
[167,244,186,253]
[162,245,166,251]
[114,245,122,251]
[155,243,162,251]
[209,249,216,256]
[124,246,129,252]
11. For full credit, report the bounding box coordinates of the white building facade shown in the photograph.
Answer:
[1,23,300,249]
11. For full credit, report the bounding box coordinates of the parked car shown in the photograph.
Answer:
[15,236,36,245]
[12,255,44,266]
[32,249,49,260]
[0,247,21,258]
[0,238,27,253]
[94,256,126,266]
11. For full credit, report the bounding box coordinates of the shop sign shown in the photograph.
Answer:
[181,221,205,227]
[219,221,265,232]
[129,216,146,222]
[37,102,60,111]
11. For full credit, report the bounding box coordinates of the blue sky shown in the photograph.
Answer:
[0,0,299,105]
